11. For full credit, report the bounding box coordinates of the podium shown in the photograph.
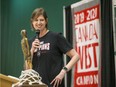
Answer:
[0,74,19,87]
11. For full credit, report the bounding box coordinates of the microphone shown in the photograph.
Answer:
[35,31,41,57]
[35,31,40,39]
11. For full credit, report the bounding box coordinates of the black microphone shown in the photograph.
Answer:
[35,31,41,57]
[35,31,40,39]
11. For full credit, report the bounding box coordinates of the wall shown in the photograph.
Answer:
[1,0,80,77]
[113,2,116,83]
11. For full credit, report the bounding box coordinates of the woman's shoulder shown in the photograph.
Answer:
[48,31,63,36]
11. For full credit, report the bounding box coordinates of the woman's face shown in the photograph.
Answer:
[32,15,47,31]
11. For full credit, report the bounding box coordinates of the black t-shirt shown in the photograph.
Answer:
[29,31,72,87]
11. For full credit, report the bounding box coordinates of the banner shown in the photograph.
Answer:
[71,0,101,87]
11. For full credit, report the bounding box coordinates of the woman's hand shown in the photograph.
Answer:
[50,69,66,87]
[31,39,40,53]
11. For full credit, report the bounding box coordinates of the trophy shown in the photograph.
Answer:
[12,29,47,87]
[21,29,32,69]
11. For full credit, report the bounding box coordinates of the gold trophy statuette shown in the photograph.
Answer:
[12,30,48,87]
[21,29,32,69]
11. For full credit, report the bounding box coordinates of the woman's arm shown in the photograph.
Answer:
[65,49,79,71]
[51,49,79,87]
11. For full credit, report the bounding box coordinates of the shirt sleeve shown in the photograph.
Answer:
[56,33,73,54]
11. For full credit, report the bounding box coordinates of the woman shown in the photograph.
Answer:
[29,8,79,87]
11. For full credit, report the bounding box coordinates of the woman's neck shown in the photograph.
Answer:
[39,29,49,38]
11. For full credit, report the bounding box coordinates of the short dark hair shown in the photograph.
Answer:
[31,8,48,30]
